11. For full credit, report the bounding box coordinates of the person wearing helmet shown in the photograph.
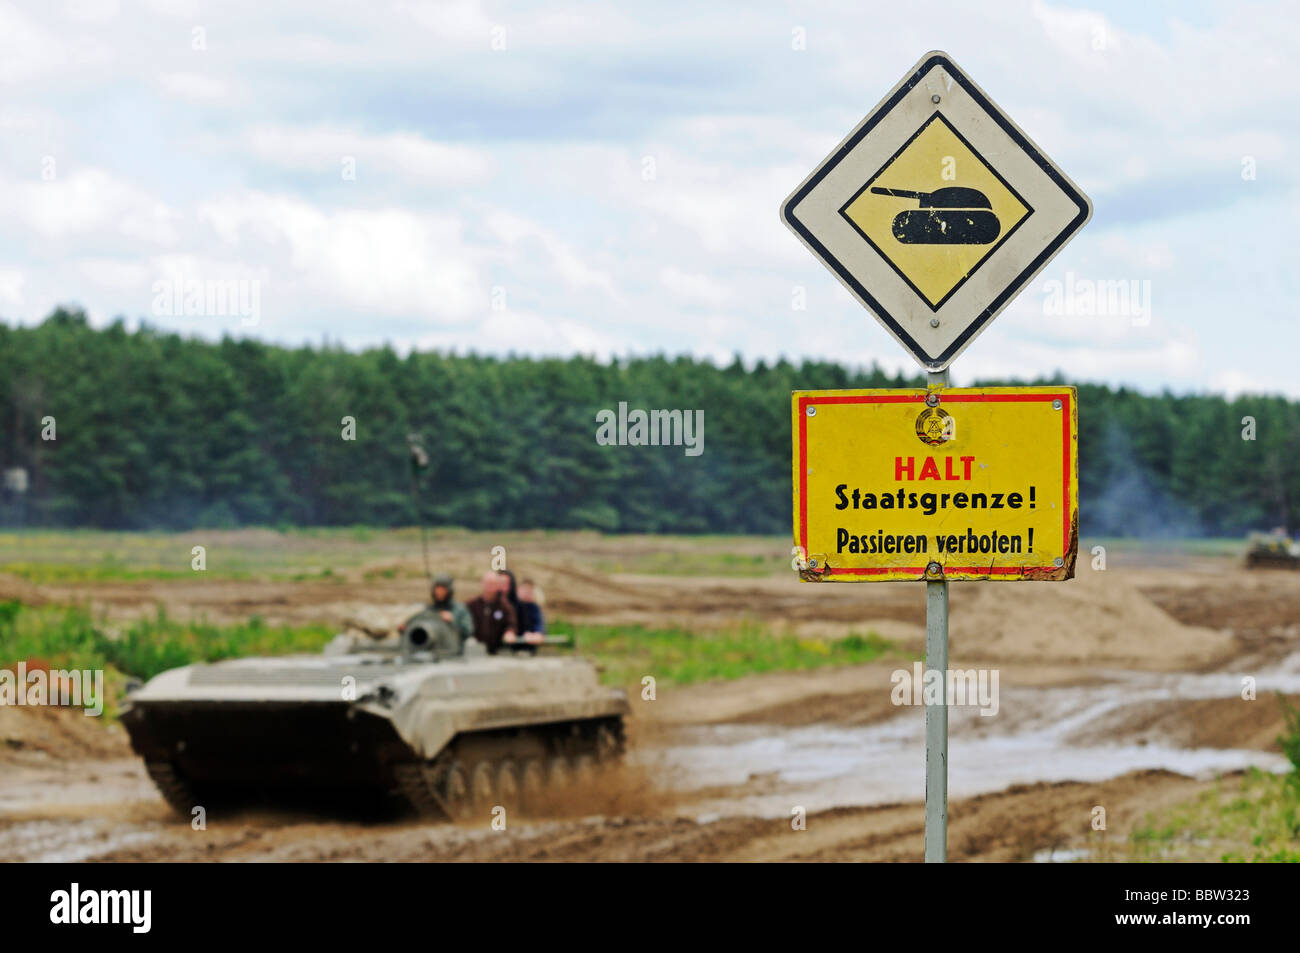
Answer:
[430,574,473,650]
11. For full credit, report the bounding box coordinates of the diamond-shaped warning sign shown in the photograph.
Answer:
[782,52,1091,371]
[842,113,1031,309]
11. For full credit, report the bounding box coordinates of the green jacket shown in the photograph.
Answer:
[449,601,472,645]
[431,599,473,647]
[431,575,473,648]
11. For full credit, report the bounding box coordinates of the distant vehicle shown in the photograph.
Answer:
[1244,531,1300,569]
[121,609,628,819]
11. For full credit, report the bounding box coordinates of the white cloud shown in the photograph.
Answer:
[0,0,1296,397]
[627,153,803,262]
[483,211,618,296]
[0,268,25,307]
[246,124,493,186]
[62,0,120,24]
[197,193,484,321]
[393,0,497,45]
[0,169,176,243]
[0,4,102,84]
[1208,369,1300,400]
[660,266,730,305]
[137,0,199,16]
[416,308,624,360]
[157,72,228,101]
[76,258,150,291]
[1095,235,1175,272]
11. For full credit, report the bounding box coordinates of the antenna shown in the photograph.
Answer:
[406,432,432,587]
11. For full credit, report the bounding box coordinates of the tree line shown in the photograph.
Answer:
[0,308,1295,537]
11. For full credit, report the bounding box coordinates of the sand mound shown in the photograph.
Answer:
[0,705,132,762]
[949,560,1234,668]
[1067,692,1300,752]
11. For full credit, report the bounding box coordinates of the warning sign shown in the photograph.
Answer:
[781,51,1092,371]
[840,113,1031,309]
[791,386,1078,582]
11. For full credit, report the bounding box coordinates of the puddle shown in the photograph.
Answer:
[1033,846,1093,863]
[0,760,156,814]
[1033,837,1215,863]
[0,818,159,862]
[639,654,1300,818]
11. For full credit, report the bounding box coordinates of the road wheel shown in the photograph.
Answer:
[521,759,546,811]
[572,754,597,787]
[439,762,472,820]
[496,760,521,811]
[547,756,571,790]
[470,761,495,809]
[595,724,621,761]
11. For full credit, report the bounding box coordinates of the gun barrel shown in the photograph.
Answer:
[870,187,927,200]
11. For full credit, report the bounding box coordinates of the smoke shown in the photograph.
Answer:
[1085,422,1206,538]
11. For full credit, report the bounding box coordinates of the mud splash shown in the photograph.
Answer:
[637,653,1300,818]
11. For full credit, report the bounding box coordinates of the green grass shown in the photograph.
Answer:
[0,528,400,581]
[0,527,801,582]
[1125,696,1300,862]
[1126,769,1300,862]
[0,561,351,584]
[0,529,1250,588]
[1083,536,1247,559]
[0,600,336,716]
[552,619,899,687]
[0,561,238,584]
[593,550,787,578]
[0,599,896,720]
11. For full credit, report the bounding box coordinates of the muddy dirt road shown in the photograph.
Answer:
[3,540,1299,861]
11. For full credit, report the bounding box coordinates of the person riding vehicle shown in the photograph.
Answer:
[466,571,517,654]
[430,573,473,649]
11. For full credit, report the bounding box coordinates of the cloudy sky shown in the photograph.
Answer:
[1,0,1296,396]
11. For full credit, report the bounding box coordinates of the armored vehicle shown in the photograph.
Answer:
[121,610,628,819]
[1244,531,1300,570]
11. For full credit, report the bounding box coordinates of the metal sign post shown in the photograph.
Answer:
[924,570,948,861]
[791,383,1079,862]
[783,51,1091,863]
[924,367,949,863]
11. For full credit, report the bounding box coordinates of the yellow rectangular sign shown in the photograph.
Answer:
[791,386,1078,582]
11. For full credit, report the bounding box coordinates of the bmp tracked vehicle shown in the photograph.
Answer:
[121,610,628,819]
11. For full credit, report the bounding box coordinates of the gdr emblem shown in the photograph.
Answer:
[915,407,953,447]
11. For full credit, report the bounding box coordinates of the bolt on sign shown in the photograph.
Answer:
[792,386,1078,582]
[781,51,1092,372]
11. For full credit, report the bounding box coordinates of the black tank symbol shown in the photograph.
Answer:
[870,186,1001,245]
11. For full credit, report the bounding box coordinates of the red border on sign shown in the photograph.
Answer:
[798,392,1072,576]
